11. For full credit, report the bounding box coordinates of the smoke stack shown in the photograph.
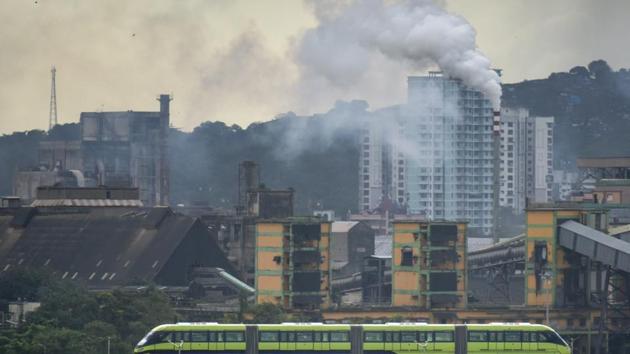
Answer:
[238,161,260,211]
[493,110,501,135]
[158,94,171,120]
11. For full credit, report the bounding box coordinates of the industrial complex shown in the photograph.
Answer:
[2,75,630,354]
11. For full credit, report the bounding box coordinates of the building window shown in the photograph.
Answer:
[401,247,413,266]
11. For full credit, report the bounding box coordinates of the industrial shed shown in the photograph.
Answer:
[0,206,236,288]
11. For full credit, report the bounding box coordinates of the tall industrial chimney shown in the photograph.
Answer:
[238,161,260,213]
[157,94,171,206]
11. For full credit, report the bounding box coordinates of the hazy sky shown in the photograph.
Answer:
[0,0,629,134]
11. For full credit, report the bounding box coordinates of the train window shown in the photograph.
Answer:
[504,332,521,342]
[529,333,537,342]
[173,332,190,342]
[297,332,313,342]
[401,332,416,342]
[191,331,208,342]
[392,332,400,342]
[330,332,349,342]
[488,332,503,342]
[522,332,530,342]
[364,332,384,342]
[280,332,287,342]
[538,331,566,346]
[468,331,488,342]
[384,332,392,342]
[225,332,244,342]
[322,332,329,342]
[260,332,279,342]
[314,332,322,342]
[288,333,295,342]
[144,331,172,345]
[418,332,432,342]
[434,332,453,342]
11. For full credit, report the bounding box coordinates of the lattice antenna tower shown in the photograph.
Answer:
[49,66,58,130]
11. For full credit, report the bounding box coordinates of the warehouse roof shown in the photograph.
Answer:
[0,207,235,287]
[331,221,359,233]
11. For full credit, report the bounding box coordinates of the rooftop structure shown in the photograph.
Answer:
[0,206,234,288]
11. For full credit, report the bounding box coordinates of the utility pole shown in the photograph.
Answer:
[49,66,58,130]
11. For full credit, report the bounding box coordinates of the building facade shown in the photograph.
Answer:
[499,107,554,212]
[358,75,496,235]
[404,74,495,235]
[391,220,467,309]
[13,95,171,206]
[358,106,407,212]
[254,219,331,311]
[530,116,554,203]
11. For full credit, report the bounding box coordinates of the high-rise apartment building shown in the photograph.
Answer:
[359,74,496,236]
[499,107,554,212]
[404,74,495,235]
[358,106,406,212]
[530,116,554,202]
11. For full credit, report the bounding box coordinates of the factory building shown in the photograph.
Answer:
[391,220,467,309]
[329,221,375,278]
[254,218,331,311]
[13,95,171,206]
[499,107,554,211]
[79,95,170,206]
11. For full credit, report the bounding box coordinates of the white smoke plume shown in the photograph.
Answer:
[297,0,502,109]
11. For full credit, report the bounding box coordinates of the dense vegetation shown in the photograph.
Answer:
[0,269,307,353]
[0,269,177,354]
[1,60,629,213]
[503,60,630,167]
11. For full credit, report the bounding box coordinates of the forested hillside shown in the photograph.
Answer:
[1,60,629,213]
[502,60,630,167]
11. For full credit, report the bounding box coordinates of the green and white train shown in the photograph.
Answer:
[135,322,570,354]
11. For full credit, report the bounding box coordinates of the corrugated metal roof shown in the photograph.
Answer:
[331,221,359,233]
[559,220,630,273]
[560,221,630,254]
[30,199,143,207]
[0,207,234,287]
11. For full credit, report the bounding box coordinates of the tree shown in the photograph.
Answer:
[569,66,590,78]
[0,270,179,352]
[588,59,612,79]
[249,303,286,323]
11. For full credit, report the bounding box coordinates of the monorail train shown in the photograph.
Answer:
[135,322,570,354]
